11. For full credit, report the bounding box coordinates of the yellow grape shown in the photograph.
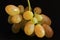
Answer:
[18,5,24,13]
[42,24,54,38]
[12,23,20,33]
[41,14,51,25]
[34,7,42,14]
[23,11,33,20]
[24,21,34,36]
[35,14,43,21]
[11,15,22,23]
[8,16,13,24]
[31,17,38,24]
[5,5,20,16]
[35,24,45,38]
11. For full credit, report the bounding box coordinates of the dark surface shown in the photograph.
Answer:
[0,0,59,40]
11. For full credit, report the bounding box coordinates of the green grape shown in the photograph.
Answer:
[34,7,42,14]
[18,5,24,13]
[23,11,33,20]
[8,16,13,24]
[12,23,20,33]
[41,14,51,25]
[31,17,38,24]
[35,14,43,22]
[5,5,20,16]
[11,15,22,23]
[24,21,34,36]
[35,24,45,38]
[42,24,54,38]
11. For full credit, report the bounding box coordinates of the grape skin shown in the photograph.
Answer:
[35,14,43,22]
[31,17,38,24]
[41,14,51,25]
[34,7,42,14]
[11,15,22,23]
[24,21,34,36]
[18,5,24,13]
[23,11,33,20]
[35,24,45,38]
[5,5,20,16]
[42,24,54,38]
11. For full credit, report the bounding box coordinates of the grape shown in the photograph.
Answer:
[11,15,22,23]
[31,17,38,24]
[8,16,13,24]
[24,6,32,12]
[23,11,33,20]
[24,21,34,36]
[41,14,51,25]
[12,23,20,33]
[5,5,20,16]
[35,24,45,38]
[18,5,24,13]
[42,24,54,38]
[34,7,42,14]
[24,7,29,12]
[35,14,43,22]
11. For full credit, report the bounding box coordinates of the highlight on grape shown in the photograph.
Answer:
[5,0,54,38]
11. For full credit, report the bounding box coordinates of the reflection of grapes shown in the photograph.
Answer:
[42,24,54,38]
[35,24,45,38]
[41,14,51,25]
[24,21,34,36]
[5,5,20,16]
[12,23,20,33]
[34,7,42,14]
[11,15,22,23]
[23,11,33,20]
[18,5,24,13]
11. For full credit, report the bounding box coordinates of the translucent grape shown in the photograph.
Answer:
[35,14,43,21]
[23,11,33,20]
[34,7,42,14]
[11,15,22,23]
[31,17,38,24]
[42,24,54,38]
[41,14,51,25]
[24,21,34,36]
[18,5,24,13]
[5,5,20,16]
[35,24,45,38]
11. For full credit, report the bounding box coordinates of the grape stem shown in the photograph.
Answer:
[27,0,31,11]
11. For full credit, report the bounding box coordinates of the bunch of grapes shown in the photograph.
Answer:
[5,0,54,38]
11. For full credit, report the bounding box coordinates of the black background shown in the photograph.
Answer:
[0,0,59,40]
